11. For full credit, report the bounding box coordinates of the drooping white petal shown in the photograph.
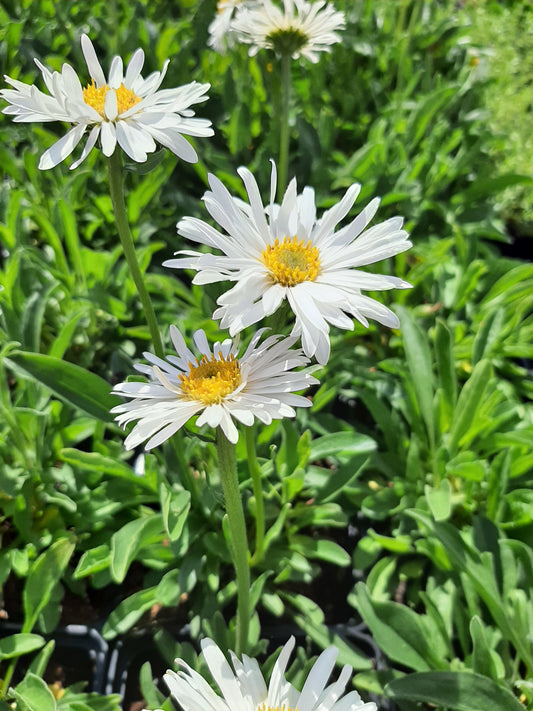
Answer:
[38,123,87,169]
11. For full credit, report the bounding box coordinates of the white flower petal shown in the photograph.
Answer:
[112,324,316,449]
[100,120,117,157]
[104,89,118,120]
[163,637,376,711]
[2,35,212,169]
[38,122,87,169]
[167,160,411,364]
[81,34,106,86]
[69,124,100,169]
[124,47,145,88]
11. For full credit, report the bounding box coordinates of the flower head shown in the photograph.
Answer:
[112,325,317,448]
[165,162,412,365]
[1,34,213,169]
[159,636,377,711]
[231,0,345,62]
[208,0,252,54]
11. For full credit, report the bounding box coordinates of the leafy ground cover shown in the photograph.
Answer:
[0,1,532,711]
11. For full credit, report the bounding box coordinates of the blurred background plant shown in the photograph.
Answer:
[0,1,531,710]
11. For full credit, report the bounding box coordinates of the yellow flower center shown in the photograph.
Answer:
[257,705,296,711]
[82,79,141,118]
[262,236,320,287]
[179,353,241,405]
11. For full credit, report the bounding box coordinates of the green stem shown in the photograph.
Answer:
[106,150,164,359]
[277,52,292,202]
[246,425,265,566]
[0,658,16,699]
[215,427,250,655]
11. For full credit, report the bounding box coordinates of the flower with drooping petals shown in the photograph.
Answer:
[165,161,412,365]
[1,34,213,169]
[112,325,317,448]
[232,0,345,63]
[156,636,377,711]
[208,0,254,54]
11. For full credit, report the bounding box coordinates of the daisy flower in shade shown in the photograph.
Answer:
[0,34,213,170]
[231,0,345,63]
[112,325,317,448]
[165,162,412,365]
[208,0,254,54]
[159,636,377,711]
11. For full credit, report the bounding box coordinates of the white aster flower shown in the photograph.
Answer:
[158,636,377,711]
[165,162,412,365]
[1,34,213,170]
[208,0,253,54]
[231,0,345,63]
[112,325,316,448]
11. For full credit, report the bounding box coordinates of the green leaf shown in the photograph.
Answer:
[109,515,165,583]
[472,308,505,365]
[160,485,191,542]
[470,616,502,680]
[425,479,452,521]
[291,613,373,671]
[5,352,120,422]
[23,537,75,632]
[102,588,157,639]
[448,359,492,453]
[0,634,45,660]
[73,545,111,579]
[352,582,443,672]
[309,431,376,461]
[434,318,457,426]
[59,448,155,491]
[396,306,435,447]
[385,670,526,711]
[290,536,350,567]
[13,673,56,711]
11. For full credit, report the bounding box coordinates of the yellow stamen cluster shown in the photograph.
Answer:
[83,79,141,118]
[262,235,320,287]
[257,705,296,711]
[179,353,241,405]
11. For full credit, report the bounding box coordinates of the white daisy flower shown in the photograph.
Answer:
[165,162,412,365]
[231,0,345,63]
[159,636,377,711]
[0,34,213,170]
[112,325,317,448]
[208,0,253,54]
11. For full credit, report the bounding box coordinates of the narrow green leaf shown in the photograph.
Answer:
[59,448,154,490]
[385,670,525,711]
[396,306,435,447]
[471,616,499,679]
[73,545,111,579]
[448,359,492,453]
[109,515,165,583]
[23,537,75,632]
[5,352,120,422]
[309,432,376,461]
[0,634,45,660]
[102,588,157,639]
[353,582,440,672]
[472,308,505,365]
[292,614,373,671]
[160,485,191,542]
[290,536,350,567]
[434,318,457,422]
